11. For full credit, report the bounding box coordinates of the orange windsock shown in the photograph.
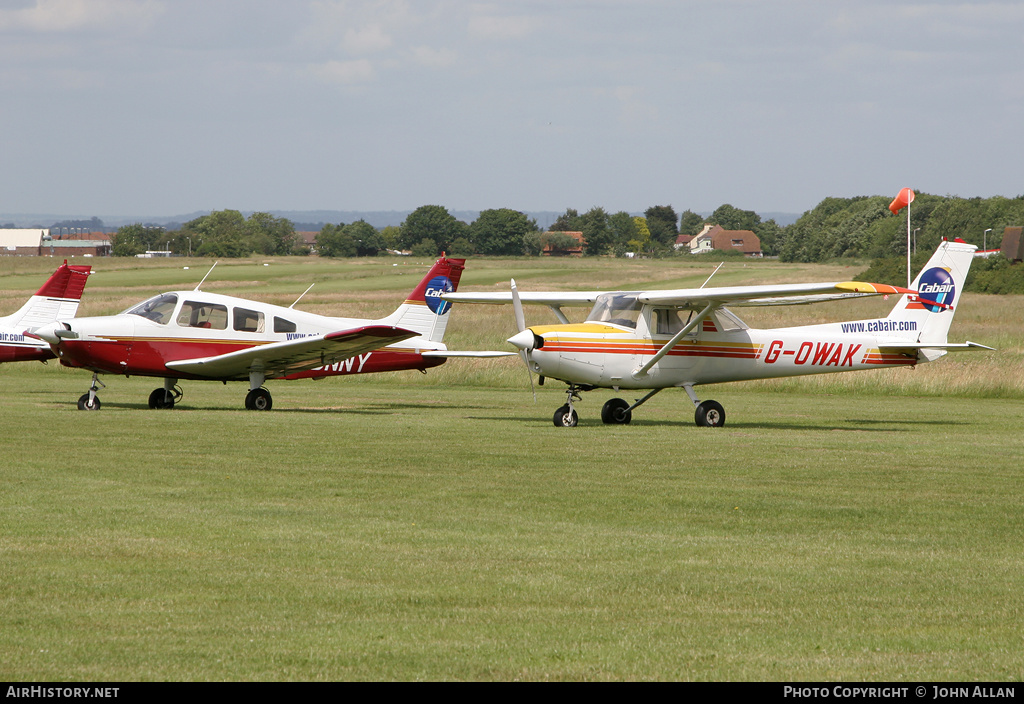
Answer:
[888,187,915,215]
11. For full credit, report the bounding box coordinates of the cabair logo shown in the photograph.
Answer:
[917,267,955,313]
[424,275,453,315]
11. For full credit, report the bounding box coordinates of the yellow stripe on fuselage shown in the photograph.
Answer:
[530,323,631,335]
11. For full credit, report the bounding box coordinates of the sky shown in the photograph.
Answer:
[1,0,1022,221]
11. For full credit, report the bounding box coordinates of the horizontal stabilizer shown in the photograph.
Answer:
[420,350,518,358]
[877,340,995,352]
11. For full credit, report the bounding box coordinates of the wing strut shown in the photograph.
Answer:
[632,301,715,379]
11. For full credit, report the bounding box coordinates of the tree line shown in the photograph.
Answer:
[106,194,1023,266]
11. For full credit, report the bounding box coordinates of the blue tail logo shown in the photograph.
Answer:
[917,267,955,313]
[424,276,454,315]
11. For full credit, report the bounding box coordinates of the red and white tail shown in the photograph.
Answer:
[381,257,466,343]
[2,261,92,330]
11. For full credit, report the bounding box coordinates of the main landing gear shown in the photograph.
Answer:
[245,387,272,411]
[244,371,272,411]
[549,384,726,427]
[148,380,183,409]
[685,385,725,428]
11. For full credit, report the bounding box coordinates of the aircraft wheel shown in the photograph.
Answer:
[694,400,725,427]
[77,394,101,411]
[601,398,632,425]
[148,388,175,409]
[552,405,578,427]
[245,387,273,411]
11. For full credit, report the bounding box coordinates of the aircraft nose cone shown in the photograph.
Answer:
[507,329,536,351]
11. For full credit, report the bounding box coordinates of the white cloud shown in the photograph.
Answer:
[412,45,457,68]
[466,12,538,40]
[309,58,375,84]
[0,0,163,33]
[342,23,393,54]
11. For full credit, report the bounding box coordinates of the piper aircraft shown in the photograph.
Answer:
[1,261,91,363]
[31,256,505,410]
[444,239,991,427]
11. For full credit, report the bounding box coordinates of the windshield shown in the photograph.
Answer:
[586,293,643,328]
[125,293,178,325]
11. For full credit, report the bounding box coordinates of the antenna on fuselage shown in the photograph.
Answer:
[289,284,314,309]
[700,262,725,289]
[194,261,219,291]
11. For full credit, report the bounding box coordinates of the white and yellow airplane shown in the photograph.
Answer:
[444,239,991,427]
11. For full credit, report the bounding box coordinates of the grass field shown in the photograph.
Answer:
[1,254,1022,681]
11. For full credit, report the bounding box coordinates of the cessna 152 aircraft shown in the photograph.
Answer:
[1,261,91,363]
[444,239,991,427]
[31,256,503,410]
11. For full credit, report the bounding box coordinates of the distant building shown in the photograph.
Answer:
[1001,226,1023,263]
[677,224,762,256]
[0,229,110,257]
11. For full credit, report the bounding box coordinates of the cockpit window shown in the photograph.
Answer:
[177,301,228,330]
[125,293,178,325]
[586,293,643,329]
[714,307,749,331]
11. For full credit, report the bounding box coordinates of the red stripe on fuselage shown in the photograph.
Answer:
[57,337,445,379]
[541,341,761,359]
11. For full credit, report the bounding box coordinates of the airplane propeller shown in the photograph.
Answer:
[507,279,537,401]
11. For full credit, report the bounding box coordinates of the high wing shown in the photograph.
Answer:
[445,282,913,309]
[165,325,417,379]
[443,291,600,307]
[637,281,914,307]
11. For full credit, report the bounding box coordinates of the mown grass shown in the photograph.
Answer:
[1,255,1022,681]
[1,368,1022,681]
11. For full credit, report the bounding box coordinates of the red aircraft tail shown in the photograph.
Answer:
[383,256,466,343]
[4,261,92,330]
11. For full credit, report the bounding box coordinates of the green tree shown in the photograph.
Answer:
[581,207,613,256]
[448,237,475,257]
[379,225,401,251]
[179,210,248,257]
[399,206,465,252]
[629,216,652,255]
[246,212,299,255]
[411,238,438,258]
[469,208,538,256]
[344,220,386,256]
[710,204,760,232]
[315,223,356,257]
[608,211,639,256]
[644,205,679,246]
[110,223,164,257]
[679,209,704,237]
[549,208,583,232]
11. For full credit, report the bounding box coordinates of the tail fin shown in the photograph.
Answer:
[3,261,92,330]
[381,256,466,343]
[885,239,975,345]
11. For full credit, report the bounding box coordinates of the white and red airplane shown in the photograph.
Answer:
[1,261,91,364]
[444,239,992,427]
[31,256,505,410]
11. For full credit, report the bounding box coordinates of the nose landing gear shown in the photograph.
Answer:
[76,373,104,410]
